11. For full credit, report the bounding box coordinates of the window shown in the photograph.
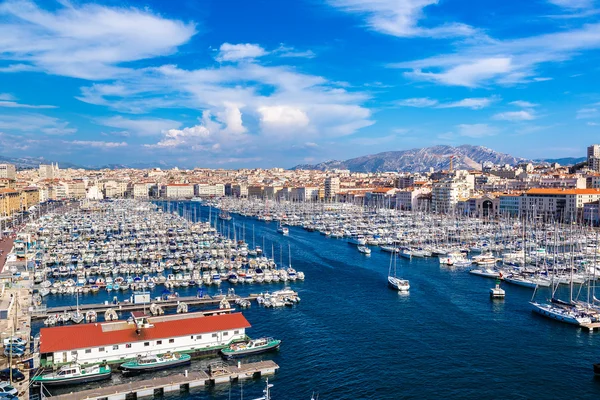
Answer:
[156,340,162,345]
[99,347,105,352]
[71,351,77,356]
[125,344,132,349]
[196,335,202,340]
[223,332,229,336]
[212,333,218,338]
[234,330,239,335]
[113,345,119,350]
[169,339,175,344]
[85,349,91,354]
[144,342,150,347]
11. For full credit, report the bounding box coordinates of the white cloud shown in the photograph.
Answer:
[0,93,15,101]
[66,140,127,148]
[509,100,538,108]
[326,0,477,38]
[0,113,76,134]
[396,98,438,107]
[577,108,599,119]
[493,110,536,121]
[216,43,268,62]
[0,98,56,109]
[404,58,513,87]
[456,124,499,138]
[436,97,497,110]
[547,0,593,9]
[396,96,496,109]
[275,45,316,58]
[0,0,196,79]
[588,122,599,126]
[258,106,310,131]
[98,116,181,136]
[393,23,600,87]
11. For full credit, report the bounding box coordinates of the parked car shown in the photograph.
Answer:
[0,382,17,396]
[2,338,26,347]
[0,369,24,382]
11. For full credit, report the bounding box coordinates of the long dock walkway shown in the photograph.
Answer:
[32,294,259,319]
[51,360,279,400]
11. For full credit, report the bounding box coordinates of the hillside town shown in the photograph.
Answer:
[2,144,600,229]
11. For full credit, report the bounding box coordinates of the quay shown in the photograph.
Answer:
[49,360,279,400]
[32,294,260,319]
[581,322,600,332]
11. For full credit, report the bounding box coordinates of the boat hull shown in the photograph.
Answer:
[120,357,191,373]
[221,342,281,359]
[33,372,111,386]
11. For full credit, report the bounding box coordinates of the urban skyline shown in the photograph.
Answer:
[1,0,600,168]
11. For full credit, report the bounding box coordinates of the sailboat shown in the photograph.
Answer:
[388,250,410,292]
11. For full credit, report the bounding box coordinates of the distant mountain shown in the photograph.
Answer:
[538,157,586,166]
[293,145,530,173]
[0,155,84,170]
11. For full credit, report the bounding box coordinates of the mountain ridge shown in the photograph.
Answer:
[293,145,534,173]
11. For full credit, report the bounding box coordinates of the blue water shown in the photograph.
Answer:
[37,202,600,399]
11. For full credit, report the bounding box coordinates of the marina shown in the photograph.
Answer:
[3,199,600,399]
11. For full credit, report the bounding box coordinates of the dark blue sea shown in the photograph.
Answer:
[36,202,600,399]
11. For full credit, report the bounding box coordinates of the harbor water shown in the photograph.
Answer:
[37,202,600,399]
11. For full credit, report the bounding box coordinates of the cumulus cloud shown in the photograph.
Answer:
[0,0,196,79]
[326,0,477,38]
[547,0,593,9]
[216,43,268,62]
[493,110,536,121]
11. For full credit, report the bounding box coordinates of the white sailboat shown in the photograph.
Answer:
[388,250,409,292]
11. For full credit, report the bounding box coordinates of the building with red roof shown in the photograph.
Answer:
[39,311,251,367]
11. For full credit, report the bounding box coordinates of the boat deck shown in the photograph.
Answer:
[50,360,279,400]
[581,322,600,331]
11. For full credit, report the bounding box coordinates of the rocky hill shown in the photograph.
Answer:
[293,145,530,173]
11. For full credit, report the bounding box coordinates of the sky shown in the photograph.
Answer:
[0,0,600,168]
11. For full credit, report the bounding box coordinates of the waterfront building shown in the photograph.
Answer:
[232,183,248,198]
[247,185,264,199]
[499,194,522,217]
[521,188,600,221]
[583,201,600,225]
[195,183,225,197]
[0,189,21,216]
[20,187,40,211]
[165,184,194,199]
[133,182,153,199]
[39,312,251,367]
[0,163,16,180]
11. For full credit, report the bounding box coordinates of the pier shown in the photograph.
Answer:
[49,360,279,400]
[31,294,260,319]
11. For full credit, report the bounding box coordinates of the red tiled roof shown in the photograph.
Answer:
[526,188,600,195]
[40,312,251,353]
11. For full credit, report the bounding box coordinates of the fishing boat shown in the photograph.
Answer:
[220,337,281,359]
[119,352,191,373]
[31,363,111,386]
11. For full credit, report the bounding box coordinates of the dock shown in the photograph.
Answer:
[50,360,279,400]
[581,322,600,332]
[32,294,259,320]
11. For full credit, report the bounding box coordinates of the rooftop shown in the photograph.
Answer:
[40,312,251,353]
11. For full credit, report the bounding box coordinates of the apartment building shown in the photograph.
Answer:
[0,164,16,180]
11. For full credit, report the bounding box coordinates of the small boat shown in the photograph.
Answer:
[221,337,281,359]
[119,352,191,373]
[489,279,505,299]
[594,363,600,376]
[32,363,111,386]
[357,246,371,255]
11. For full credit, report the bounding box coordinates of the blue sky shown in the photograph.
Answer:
[0,0,599,168]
